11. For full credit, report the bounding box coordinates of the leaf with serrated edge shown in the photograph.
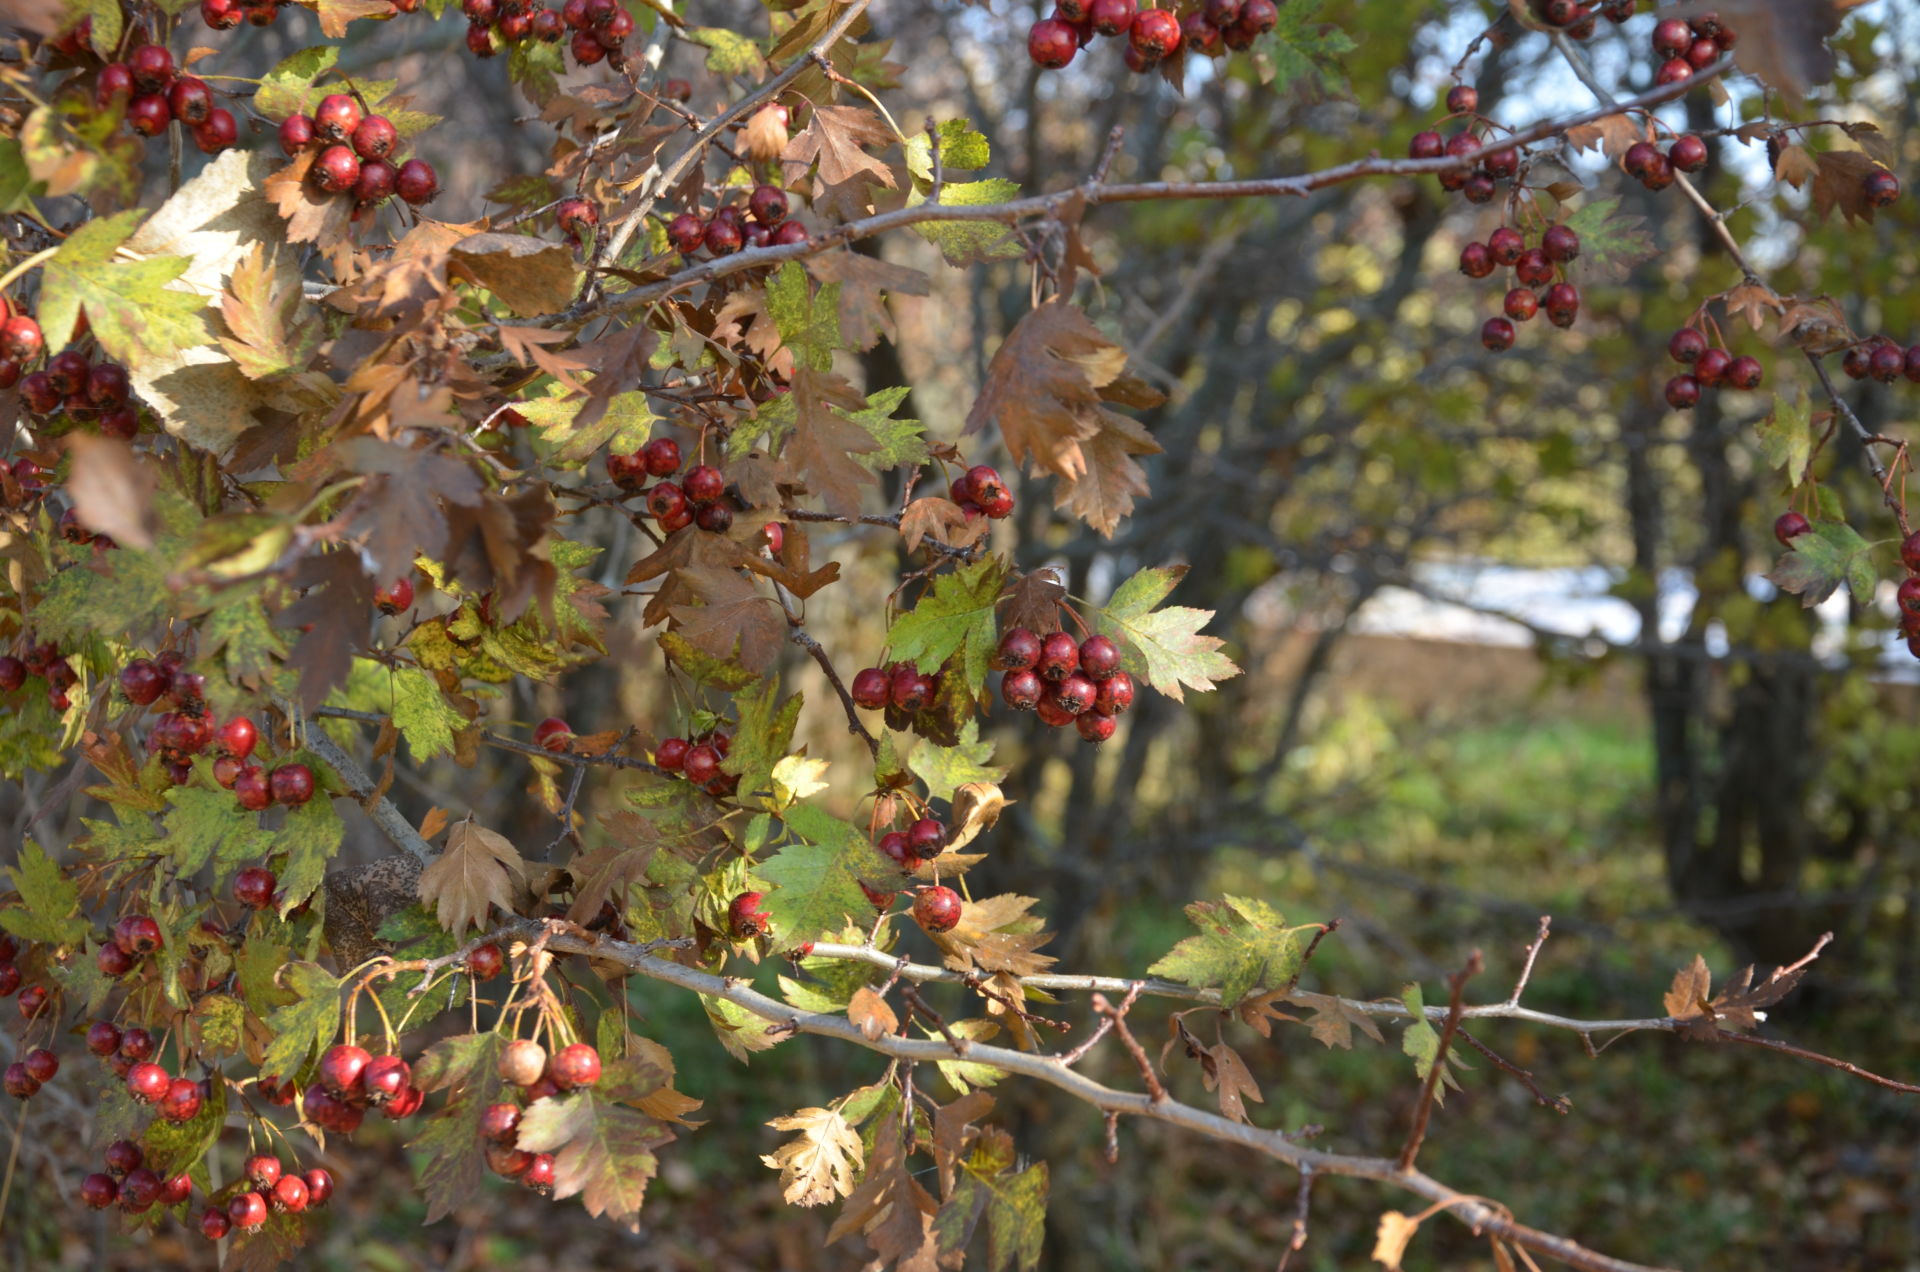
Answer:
[1094,565,1240,702]
[416,819,526,937]
[763,1105,864,1206]
[1148,896,1316,1006]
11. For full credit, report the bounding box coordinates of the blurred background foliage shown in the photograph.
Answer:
[8,0,1920,1267]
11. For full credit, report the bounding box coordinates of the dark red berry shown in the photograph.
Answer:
[1408,131,1444,160]
[1037,631,1079,681]
[1446,84,1478,114]
[126,1061,169,1103]
[311,145,361,194]
[1865,170,1901,207]
[244,1154,282,1190]
[235,767,270,811]
[81,1173,118,1209]
[115,913,163,955]
[467,942,505,979]
[271,1174,309,1213]
[127,94,170,137]
[227,1191,268,1230]
[1774,511,1813,547]
[1665,374,1700,410]
[319,1043,372,1099]
[167,76,213,126]
[549,1042,601,1090]
[361,1054,411,1105]
[128,45,175,92]
[303,1167,334,1207]
[1129,7,1180,57]
[533,717,572,751]
[232,865,277,910]
[667,213,705,255]
[1725,355,1763,391]
[683,743,721,785]
[396,159,439,206]
[653,736,690,770]
[119,1027,154,1060]
[1514,249,1553,288]
[1459,242,1494,279]
[313,93,362,143]
[23,1048,56,1083]
[1002,668,1043,710]
[703,218,743,255]
[200,1207,231,1240]
[85,1020,123,1057]
[1503,288,1539,322]
[890,664,935,712]
[912,886,963,933]
[683,464,724,503]
[878,832,913,871]
[480,1101,522,1143]
[269,763,314,806]
[996,628,1043,671]
[1668,328,1707,364]
[1543,283,1579,328]
[158,1076,202,1122]
[1694,347,1732,387]
[1669,134,1708,173]
[118,1168,161,1211]
[1870,343,1905,383]
[906,818,946,860]
[641,437,681,476]
[1481,317,1515,352]
[1075,712,1118,743]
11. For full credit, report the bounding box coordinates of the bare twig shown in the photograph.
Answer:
[1398,950,1482,1171]
[1457,1029,1573,1115]
[1273,1168,1314,1272]
[1092,990,1164,1103]
[1507,916,1551,1008]
[1056,980,1141,1067]
[789,625,879,757]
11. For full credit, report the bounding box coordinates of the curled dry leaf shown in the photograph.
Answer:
[946,780,1008,852]
[846,986,898,1042]
[64,434,157,549]
[1372,1210,1421,1270]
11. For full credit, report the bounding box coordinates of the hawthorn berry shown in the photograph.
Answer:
[235,766,271,811]
[119,1168,161,1212]
[1446,84,1478,114]
[480,1102,522,1143]
[271,1173,310,1213]
[1664,374,1700,410]
[556,197,600,244]
[319,1043,373,1099]
[467,942,505,979]
[167,76,213,126]
[666,213,705,255]
[1669,134,1708,173]
[374,576,415,615]
[533,8,564,39]
[906,817,946,860]
[115,913,163,955]
[703,217,744,255]
[120,1027,155,1060]
[228,1191,269,1230]
[684,464,725,504]
[312,145,362,194]
[1503,288,1539,322]
[695,501,734,533]
[683,742,721,785]
[81,1173,118,1209]
[523,1152,557,1194]
[159,1077,203,1122]
[0,657,23,693]
[355,158,398,206]
[396,159,439,206]
[1459,242,1494,279]
[86,1020,123,1057]
[1037,631,1080,682]
[1774,511,1813,546]
[245,1154,283,1190]
[128,44,175,92]
[1129,7,1180,58]
[1541,225,1580,263]
[1694,347,1732,387]
[0,315,41,364]
[127,94,171,137]
[1865,170,1901,207]
[498,1038,548,1088]
[1002,668,1043,710]
[362,1054,412,1105]
[641,437,681,476]
[996,628,1043,672]
[550,1042,602,1090]
[160,1172,193,1205]
[1870,343,1905,383]
[1898,577,1920,615]
[1668,328,1707,364]
[97,62,135,105]
[1076,712,1118,743]
[0,963,18,997]
[2,1064,36,1099]
[228,865,276,911]
[126,1061,169,1104]
[487,1145,534,1178]
[878,831,913,871]
[200,1207,231,1240]
[859,880,897,912]
[1461,173,1497,204]
[890,664,934,712]
[269,763,315,806]
[314,93,363,142]
[23,1049,57,1083]
[912,886,963,933]
[1725,355,1764,391]
[1408,131,1444,160]
[1513,249,1553,288]
[1481,317,1515,352]
[533,716,573,751]
[86,362,130,407]
[1543,283,1579,328]
[647,482,687,522]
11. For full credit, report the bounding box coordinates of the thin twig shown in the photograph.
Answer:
[1457,1029,1573,1114]
[790,626,879,757]
[1398,950,1483,1171]
[1273,1168,1314,1272]
[1506,916,1551,1008]
[1092,990,1164,1102]
[1056,980,1141,1067]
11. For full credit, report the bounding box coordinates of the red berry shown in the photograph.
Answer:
[1870,342,1905,383]
[556,196,600,243]
[653,736,690,770]
[271,1173,309,1212]
[314,93,362,143]
[235,766,270,811]
[115,913,163,955]
[232,865,277,910]
[1408,131,1444,160]
[1725,355,1764,391]
[1542,283,1580,328]
[0,963,19,998]
[1541,225,1580,263]
[647,481,686,521]
[890,664,935,712]
[96,944,130,982]
[996,628,1043,671]
[641,437,681,476]
[498,1038,547,1088]
[1665,374,1701,410]
[480,1101,522,1143]
[907,818,946,860]
[1459,242,1494,279]
[533,716,573,751]
[1053,672,1097,716]
[303,1168,334,1206]
[160,1172,193,1205]
[23,1048,57,1083]
[532,7,564,39]
[667,213,705,255]
[244,1154,283,1190]
[1037,631,1079,681]
[200,1207,231,1240]
[747,183,789,226]
[355,158,398,206]
[1503,288,1539,322]
[311,145,361,194]
[118,1168,161,1212]
[695,501,734,533]
[549,1042,601,1090]
[119,1027,154,1060]
[1668,134,1708,173]
[159,1076,203,1122]
[1897,577,1920,615]
[1077,635,1121,679]
[397,159,439,206]
[1446,84,1478,114]
[1513,248,1553,288]
[126,1061,169,1103]
[1774,511,1813,546]
[878,831,913,871]
[1481,317,1515,352]
[763,522,786,554]
[683,743,721,785]
[1654,57,1693,86]
[728,891,771,939]
[523,1152,556,1194]
[81,1173,118,1209]
[127,94,171,137]
[1652,17,1691,56]
[912,886,963,933]
[1668,328,1707,364]
[85,1020,122,1056]
[1002,668,1043,710]
[1075,712,1118,743]
[167,77,213,126]
[1236,0,1277,34]
[683,464,724,504]
[373,576,414,615]
[227,1190,268,1230]
[319,1043,372,1099]
[361,1053,411,1105]
[269,763,314,806]
[128,44,175,92]
[1694,347,1732,387]
[1865,170,1901,207]
[97,63,135,106]
[1129,5,1179,57]
[702,218,743,255]
[467,942,505,979]
[487,1144,534,1178]
[859,881,896,912]
[1,1063,35,1099]
[119,659,165,705]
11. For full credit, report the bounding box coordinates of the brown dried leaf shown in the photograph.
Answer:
[1705,0,1842,102]
[1663,953,1712,1020]
[785,367,880,516]
[314,0,390,36]
[1774,143,1817,189]
[1722,281,1787,333]
[664,563,786,673]
[946,782,1007,852]
[1053,409,1160,538]
[761,1105,864,1206]
[847,986,899,1042]
[1203,1042,1264,1124]
[1811,148,1888,225]
[417,819,526,937]
[418,807,450,841]
[564,835,660,925]
[65,433,156,549]
[966,300,1122,480]
[1709,960,1807,1032]
[1776,295,1853,353]
[449,233,580,317]
[1841,121,1894,165]
[998,568,1066,635]
[926,893,1055,978]
[1234,989,1300,1039]
[898,497,972,554]
[1566,113,1644,159]
[1287,990,1387,1050]
[262,150,353,251]
[825,1118,939,1264]
[930,1089,994,1199]
[804,249,930,351]
[780,105,898,221]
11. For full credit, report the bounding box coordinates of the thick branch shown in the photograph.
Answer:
[301,722,436,865]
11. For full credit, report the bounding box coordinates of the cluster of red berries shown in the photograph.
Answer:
[995,628,1134,743]
[197,1155,334,1236]
[76,1138,197,1216]
[1622,132,1710,192]
[278,94,438,215]
[3,1043,58,1099]
[1027,0,1279,73]
[1459,223,1583,352]
[653,728,739,796]
[3,314,142,438]
[122,651,319,805]
[665,183,811,258]
[849,660,951,721]
[949,463,1016,522]
[1894,533,1920,660]
[1407,95,1521,208]
[298,1041,428,1138]
[0,638,81,712]
[80,40,238,154]
[95,911,163,980]
[1840,335,1920,384]
[874,816,949,874]
[124,1057,208,1122]
[480,1038,602,1191]
[1646,11,1738,88]
[610,442,764,540]
[459,0,627,69]
[1661,327,1764,409]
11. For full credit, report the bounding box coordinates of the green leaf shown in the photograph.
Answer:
[268,794,342,917]
[909,180,1023,267]
[506,37,566,105]
[660,630,760,691]
[903,119,991,184]
[142,1074,227,1178]
[1558,197,1657,284]
[761,806,896,949]
[163,785,244,877]
[766,261,841,371]
[1767,520,1877,607]
[721,678,804,811]
[1147,896,1318,1007]
[935,1132,1048,1272]
[847,386,928,472]
[686,25,765,75]
[37,207,211,361]
[387,666,466,764]
[409,1032,508,1224]
[235,934,297,1016]
[30,494,197,644]
[527,384,656,467]
[1755,392,1813,481]
[886,556,1007,698]
[0,139,44,218]
[260,962,342,1082]
[201,596,288,687]
[1255,0,1354,96]
[254,47,341,121]
[1398,983,1461,1101]
[515,1091,670,1222]
[0,841,89,947]
[1094,565,1240,703]
[907,721,1006,804]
